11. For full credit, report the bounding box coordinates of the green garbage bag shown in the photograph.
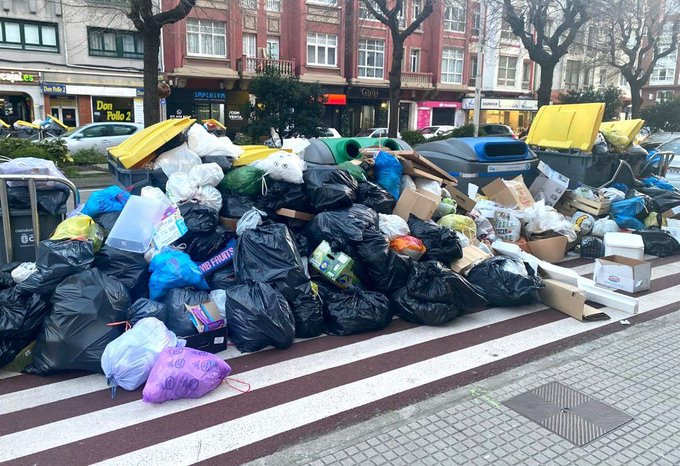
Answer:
[220,166,265,196]
[337,161,366,182]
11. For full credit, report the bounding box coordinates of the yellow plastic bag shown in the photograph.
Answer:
[600,127,630,150]
[437,214,477,240]
[51,215,104,252]
[644,212,666,229]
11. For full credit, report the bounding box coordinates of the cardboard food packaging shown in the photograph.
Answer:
[220,217,239,232]
[603,232,644,261]
[444,182,477,213]
[528,161,569,206]
[450,245,492,275]
[482,176,534,210]
[309,240,360,289]
[275,208,314,221]
[538,279,609,321]
[392,188,440,221]
[527,235,568,263]
[186,300,226,334]
[593,255,651,293]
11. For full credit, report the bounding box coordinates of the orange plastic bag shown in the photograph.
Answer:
[390,235,427,260]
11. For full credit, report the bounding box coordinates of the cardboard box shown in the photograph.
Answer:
[604,232,644,260]
[184,326,228,353]
[527,235,568,263]
[482,176,534,210]
[528,161,569,206]
[309,240,360,288]
[444,182,477,212]
[275,208,314,221]
[390,150,456,182]
[450,245,492,274]
[392,188,440,221]
[185,301,226,333]
[151,205,188,250]
[220,216,239,231]
[0,341,35,372]
[593,255,651,293]
[538,279,610,321]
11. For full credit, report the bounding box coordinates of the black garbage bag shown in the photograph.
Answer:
[26,268,130,375]
[580,236,605,258]
[202,154,233,171]
[179,203,218,240]
[306,204,379,251]
[407,261,487,309]
[182,225,231,262]
[127,298,168,326]
[93,245,149,301]
[290,228,311,257]
[303,167,358,212]
[161,287,211,337]
[390,288,457,326]
[92,211,121,236]
[225,281,295,352]
[206,266,238,290]
[234,223,309,301]
[220,194,256,219]
[0,262,19,290]
[633,230,680,257]
[157,131,186,154]
[5,187,69,215]
[0,288,49,366]
[289,286,324,338]
[354,229,411,294]
[408,215,463,263]
[323,288,391,336]
[256,179,312,212]
[16,240,94,295]
[466,256,544,306]
[356,181,396,214]
[638,187,680,213]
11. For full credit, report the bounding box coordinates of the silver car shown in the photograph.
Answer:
[55,122,143,152]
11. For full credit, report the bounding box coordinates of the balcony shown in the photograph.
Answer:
[237,56,295,77]
[402,71,433,87]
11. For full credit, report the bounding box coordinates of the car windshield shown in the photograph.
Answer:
[356,129,376,137]
[419,127,437,134]
[658,138,680,154]
[62,128,80,138]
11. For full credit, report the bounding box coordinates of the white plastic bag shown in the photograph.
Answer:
[236,207,266,236]
[0,157,67,187]
[400,175,416,194]
[195,185,222,211]
[455,231,470,248]
[414,177,442,196]
[599,187,625,203]
[493,209,522,242]
[140,186,170,203]
[523,200,577,242]
[379,213,410,238]
[11,262,36,283]
[187,124,243,159]
[571,211,595,235]
[592,218,620,237]
[188,162,224,187]
[153,143,201,176]
[101,317,185,393]
[166,172,198,204]
[210,290,227,319]
[252,151,305,184]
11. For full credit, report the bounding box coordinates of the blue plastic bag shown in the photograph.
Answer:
[148,248,209,301]
[610,197,646,230]
[642,176,675,191]
[82,186,130,217]
[374,151,403,199]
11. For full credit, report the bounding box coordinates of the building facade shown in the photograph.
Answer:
[641,44,679,107]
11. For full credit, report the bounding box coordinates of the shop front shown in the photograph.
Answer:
[462,97,538,132]
[345,86,390,136]
[416,101,464,129]
[322,91,346,132]
[166,88,225,123]
[0,70,42,124]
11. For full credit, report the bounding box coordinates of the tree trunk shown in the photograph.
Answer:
[536,62,556,108]
[142,29,161,126]
[388,38,404,138]
[630,82,642,119]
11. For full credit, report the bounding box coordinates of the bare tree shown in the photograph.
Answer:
[596,0,679,118]
[359,0,435,137]
[501,0,590,107]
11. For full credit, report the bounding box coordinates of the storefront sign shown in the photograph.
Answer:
[462,98,538,111]
[194,91,225,101]
[0,71,35,83]
[419,101,461,109]
[133,98,144,127]
[228,111,243,121]
[346,86,389,100]
[324,94,347,105]
[42,83,67,95]
[136,88,144,97]
[92,96,134,122]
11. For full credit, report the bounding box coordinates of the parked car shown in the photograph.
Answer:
[418,125,457,139]
[264,127,341,147]
[655,137,680,189]
[355,128,402,139]
[640,131,680,152]
[478,124,518,139]
[53,122,143,153]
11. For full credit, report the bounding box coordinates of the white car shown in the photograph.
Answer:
[56,122,143,153]
[356,127,402,139]
[418,125,456,139]
[320,127,341,138]
[656,137,680,189]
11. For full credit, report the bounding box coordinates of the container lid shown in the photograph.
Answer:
[604,232,644,249]
[599,119,645,148]
[526,103,605,152]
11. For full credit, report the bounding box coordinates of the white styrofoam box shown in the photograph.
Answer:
[603,232,644,260]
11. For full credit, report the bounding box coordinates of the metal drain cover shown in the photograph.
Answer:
[503,382,632,446]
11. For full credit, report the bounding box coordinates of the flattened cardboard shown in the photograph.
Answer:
[529,161,569,206]
[527,235,567,263]
[482,176,534,210]
[538,279,610,321]
[444,182,477,212]
[220,216,238,231]
[393,188,440,221]
[391,150,456,182]
[450,245,492,274]
[275,208,314,221]
[593,255,651,293]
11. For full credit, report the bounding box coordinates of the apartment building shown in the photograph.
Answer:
[641,42,679,106]
[0,0,145,127]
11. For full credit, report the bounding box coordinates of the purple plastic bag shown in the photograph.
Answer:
[142,346,231,403]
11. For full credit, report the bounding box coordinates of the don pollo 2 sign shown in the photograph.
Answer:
[92,97,134,122]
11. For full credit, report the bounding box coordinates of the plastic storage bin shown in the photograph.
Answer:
[0,209,63,265]
[532,150,618,189]
[107,154,168,195]
[105,195,169,253]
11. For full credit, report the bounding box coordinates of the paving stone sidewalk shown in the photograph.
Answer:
[249,312,680,466]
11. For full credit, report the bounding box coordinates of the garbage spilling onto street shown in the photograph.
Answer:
[1,102,679,404]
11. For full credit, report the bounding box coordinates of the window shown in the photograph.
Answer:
[88,28,143,59]
[409,49,420,72]
[307,33,337,66]
[472,7,481,36]
[397,5,406,28]
[111,124,137,136]
[186,19,226,57]
[81,125,109,138]
[266,0,280,12]
[572,31,585,52]
[266,37,279,59]
[656,90,675,103]
[522,61,531,89]
[544,20,553,38]
[412,0,421,22]
[650,55,677,85]
[469,55,478,86]
[441,47,464,84]
[241,0,257,8]
[358,38,384,78]
[565,59,581,90]
[0,19,58,52]
[497,55,517,86]
[583,67,591,86]
[598,69,606,86]
[359,1,379,21]
[243,34,256,58]
[308,0,337,5]
[588,26,597,48]
[500,19,515,41]
[444,6,465,32]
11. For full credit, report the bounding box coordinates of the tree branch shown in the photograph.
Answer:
[154,0,197,26]
[401,0,434,38]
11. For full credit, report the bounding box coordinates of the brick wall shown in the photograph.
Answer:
[77,96,92,125]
